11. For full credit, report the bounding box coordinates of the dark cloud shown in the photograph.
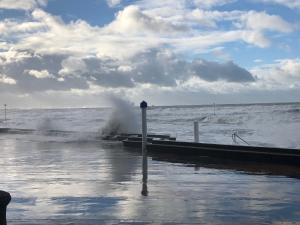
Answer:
[130,50,255,85]
[131,50,187,86]
[191,60,255,82]
[88,71,135,88]
[0,49,255,95]
[1,53,88,92]
[82,57,135,88]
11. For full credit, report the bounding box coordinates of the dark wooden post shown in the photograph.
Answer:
[0,191,11,225]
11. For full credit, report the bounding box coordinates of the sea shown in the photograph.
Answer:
[1,101,300,224]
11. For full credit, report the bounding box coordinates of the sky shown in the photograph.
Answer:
[0,0,300,108]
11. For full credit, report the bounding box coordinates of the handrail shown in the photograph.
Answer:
[232,131,249,145]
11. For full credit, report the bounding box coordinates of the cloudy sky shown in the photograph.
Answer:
[0,0,299,107]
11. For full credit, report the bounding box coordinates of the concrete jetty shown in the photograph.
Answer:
[123,138,300,165]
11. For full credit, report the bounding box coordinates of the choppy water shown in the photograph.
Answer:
[1,102,300,224]
[2,102,300,148]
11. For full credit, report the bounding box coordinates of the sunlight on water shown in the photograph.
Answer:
[0,133,300,224]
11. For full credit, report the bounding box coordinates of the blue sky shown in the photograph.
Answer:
[46,0,117,25]
[0,0,300,107]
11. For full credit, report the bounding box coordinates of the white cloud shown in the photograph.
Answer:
[135,0,186,10]
[59,57,87,77]
[187,9,293,33]
[237,11,293,33]
[138,0,235,10]
[190,9,237,27]
[252,58,300,89]
[0,49,32,65]
[0,0,47,10]
[130,4,292,48]
[0,19,46,37]
[193,0,236,8]
[0,74,16,84]
[254,59,263,63]
[105,5,187,34]
[0,0,298,107]
[240,30,271,48]
[180,76,247,94]
[259,0,300,9]
[0,4,293,63]
[5,9,161,59]
[27,69,53,79]
[106,0,122,7]
[118,65,133,72]
[169,29,270,51]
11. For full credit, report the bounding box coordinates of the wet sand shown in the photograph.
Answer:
[1,133,300,224]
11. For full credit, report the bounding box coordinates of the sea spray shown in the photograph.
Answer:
[101,96,140,136]
[36,117,61,133]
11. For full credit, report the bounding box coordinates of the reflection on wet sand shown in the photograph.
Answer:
[1,134,300,224]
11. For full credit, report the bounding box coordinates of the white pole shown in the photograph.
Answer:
[4,104,6,121]
[194,121,199,143]
[140,101,148,196]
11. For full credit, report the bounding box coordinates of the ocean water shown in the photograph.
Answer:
[1,102,300,224]
[2,102,300,148]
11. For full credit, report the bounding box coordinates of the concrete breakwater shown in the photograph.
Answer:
[116,135,300,165]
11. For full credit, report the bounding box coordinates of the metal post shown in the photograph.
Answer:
[4,104,6,121]
[194,121,199,143]
[140,101,148,196]
[0,190,11,225]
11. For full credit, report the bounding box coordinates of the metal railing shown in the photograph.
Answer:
[232,131,249,145]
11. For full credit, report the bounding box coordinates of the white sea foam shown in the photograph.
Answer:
[36,117,60,132]
[101,95,140,136]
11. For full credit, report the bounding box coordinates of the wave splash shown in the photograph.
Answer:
[101,96,140,136]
